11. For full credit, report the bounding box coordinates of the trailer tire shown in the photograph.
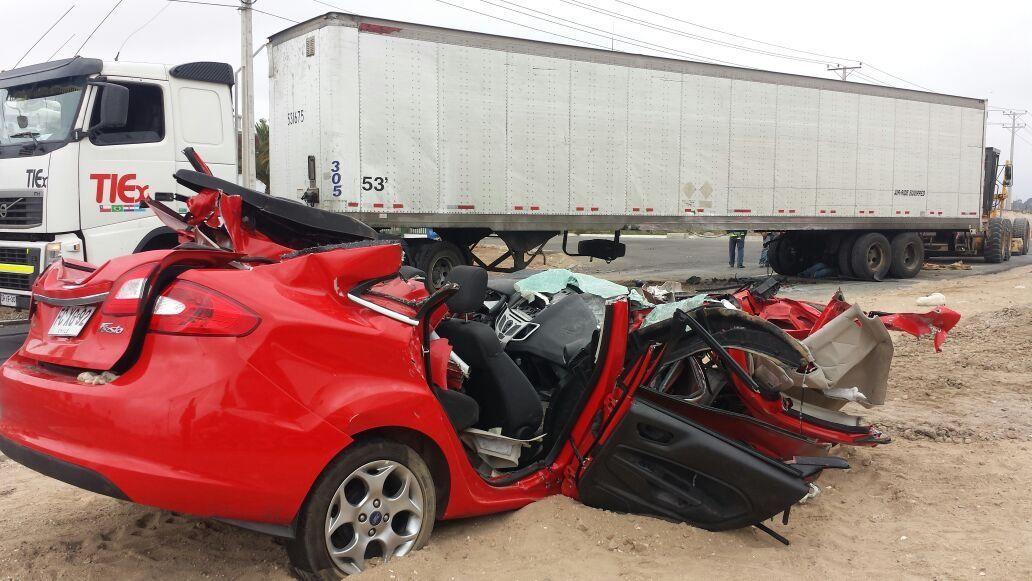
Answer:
[888,232,924,279]
[837,233,859,279]
[983,217,1007,263]
[768,236,807,276]
[850,232,892,281]
[416,241,467,290]
[1013,217,1031,256]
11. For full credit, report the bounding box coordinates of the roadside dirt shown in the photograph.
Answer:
[1,266,1031,580]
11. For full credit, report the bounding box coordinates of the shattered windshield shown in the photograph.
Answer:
[0,77,85,147]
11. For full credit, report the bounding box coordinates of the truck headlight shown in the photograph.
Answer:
[44,242,63,267]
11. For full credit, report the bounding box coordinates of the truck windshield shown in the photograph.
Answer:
[0,77,85,147]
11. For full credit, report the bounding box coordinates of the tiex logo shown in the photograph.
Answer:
[91,173,151,203]
[25,169,47,188]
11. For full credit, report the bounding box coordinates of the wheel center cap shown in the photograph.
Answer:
[369,511,383,526]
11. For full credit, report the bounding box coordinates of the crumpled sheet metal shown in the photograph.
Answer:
[753,303,892,411]
[514,269,629,300]
[878,307,961,352]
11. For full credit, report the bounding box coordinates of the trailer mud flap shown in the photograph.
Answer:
[578,397,810,532]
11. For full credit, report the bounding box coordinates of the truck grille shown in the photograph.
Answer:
[0,193,44,227]
[0,246,41,293]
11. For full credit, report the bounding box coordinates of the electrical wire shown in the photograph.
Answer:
[558,0,834,65]
[612,0,858,64]
[482,0,742,66]
[11,4,75,68]
[115,2,171,60]
[75,0,125,56]
[46,34,76,61]
[431,0,615,51]
[166,0,299,24]
[857,63,933,92]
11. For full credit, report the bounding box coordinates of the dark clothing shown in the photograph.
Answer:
[728,236,745,267]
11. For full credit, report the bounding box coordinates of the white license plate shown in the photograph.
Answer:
[49,306,97,337]
[0,293,16,308]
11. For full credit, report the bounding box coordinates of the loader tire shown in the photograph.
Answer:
[1014,217,1031,256]
[888,232,924,279]
[837,233,859,279]
[983,217,1007,263]
[1003,219,1013,261]
[850,232,892,281]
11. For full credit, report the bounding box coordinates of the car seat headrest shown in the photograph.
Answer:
[446,265,488,313]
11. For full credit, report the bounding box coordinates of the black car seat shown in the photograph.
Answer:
[435,266,543,439]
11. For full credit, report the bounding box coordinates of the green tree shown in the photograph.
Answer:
[255,118,270,192]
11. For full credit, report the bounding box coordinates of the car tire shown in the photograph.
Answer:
[1014,217,1031,256]
[850,232,892,281]
[287,440,436,579]
[888,232,924,279]
[837,233,859,279]
[416,241,466,290]
[983,217,1007,263]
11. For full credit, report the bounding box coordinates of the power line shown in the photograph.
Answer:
[483,0,742,66]
[861,63,933,92]
[115,2,171,61]
[558,0,834,65]
[612,0,858,64]
[431,0,615,51]
[75,0,125,56]
[165,0,299,24]
[46,34,77,61]
[11,4,75,69]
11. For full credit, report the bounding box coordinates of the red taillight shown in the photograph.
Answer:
[102,263,158,316]
[148,280,260,337]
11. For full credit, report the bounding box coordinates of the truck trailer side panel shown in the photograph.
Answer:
[269,13,985,232]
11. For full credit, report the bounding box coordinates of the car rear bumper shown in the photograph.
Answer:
[0,335,353,527]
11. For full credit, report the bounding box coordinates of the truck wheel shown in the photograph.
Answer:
[287,440,436,579]
[416,241,466,290]
[1014,217,1031,256]
[888,232,924,279]
[983,217,1007,263]
[1003,219,1013,261]
[837,233,859,278]
[768,236,807,276]
[850,232,892,281]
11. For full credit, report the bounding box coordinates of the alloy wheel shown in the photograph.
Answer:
[324,460,425,574]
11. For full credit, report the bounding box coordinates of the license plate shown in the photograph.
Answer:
[0,293,16,308]
[49,306,97,337]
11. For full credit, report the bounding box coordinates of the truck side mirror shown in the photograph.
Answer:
[91,83,129,131]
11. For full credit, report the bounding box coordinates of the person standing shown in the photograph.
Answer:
[759,232,774,267]
[728,230,746,268]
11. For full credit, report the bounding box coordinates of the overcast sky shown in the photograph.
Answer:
[3,0,1030,195]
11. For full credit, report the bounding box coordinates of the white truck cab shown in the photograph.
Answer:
[0,57,235,308]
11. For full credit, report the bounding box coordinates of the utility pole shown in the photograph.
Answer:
[827,63,862,81]
[239,0,257,189]
[991,109,1026,210]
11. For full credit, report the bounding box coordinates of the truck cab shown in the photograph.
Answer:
[0,57,235,308]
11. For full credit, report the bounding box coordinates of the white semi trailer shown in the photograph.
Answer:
[268,12,1028,286]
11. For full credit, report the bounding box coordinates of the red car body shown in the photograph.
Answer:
[0,152,957,575]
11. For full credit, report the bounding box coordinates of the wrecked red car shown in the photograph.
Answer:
[0,151,957,577]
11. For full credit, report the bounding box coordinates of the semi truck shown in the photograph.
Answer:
[0,58,236,308]
[0,12,1026,305]
[268,12,1028,285]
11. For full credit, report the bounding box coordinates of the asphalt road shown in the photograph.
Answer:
[0,235,1027,361]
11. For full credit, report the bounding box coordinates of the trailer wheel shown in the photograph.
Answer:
[982,217,1007,263]
[850,232,892,281]
[416,241,467,290]
[888,232,924,279]
[1013,217,1031,256]
[767,236,807,276]
[837,233,859,279]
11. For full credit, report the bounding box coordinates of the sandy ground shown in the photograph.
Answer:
[2,267,1031,580]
